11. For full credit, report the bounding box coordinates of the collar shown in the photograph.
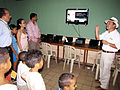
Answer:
[0,18,8,25]
[30,20,36,24]
[107,29,117,34]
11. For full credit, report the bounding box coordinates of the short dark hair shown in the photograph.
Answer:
[17,18,24,29]
[58,73,75,89]
[0,8,8,18]
[25,49,42,68]
[30,13,37,19]
[9,24,17,30]
[19,51,27,62]
[0,48,9,64]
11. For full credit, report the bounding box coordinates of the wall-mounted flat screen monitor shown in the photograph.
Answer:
[66,9,89,25]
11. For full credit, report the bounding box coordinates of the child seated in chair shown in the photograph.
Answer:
[0,48,17,90]
[57,73,77,90]
[22,49,46,90]
[17,51,30,90]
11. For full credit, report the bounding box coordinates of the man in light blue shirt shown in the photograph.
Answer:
[0,8,12,47]
[0,8,13,69]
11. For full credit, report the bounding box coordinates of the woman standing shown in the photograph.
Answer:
[17,18,28,53]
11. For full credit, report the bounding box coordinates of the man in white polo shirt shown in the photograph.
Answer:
[95,17,120,90]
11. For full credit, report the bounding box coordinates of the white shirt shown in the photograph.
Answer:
[100,29,120,52]
[22,72,46,90]
[0,84,17,90]
[0,19,12,47]
[17,61,30,86]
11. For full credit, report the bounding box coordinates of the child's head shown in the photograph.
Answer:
[58,73,77,90]
[0,48,11,73]
[9,24,17,34]
[19,51,27,62]
[25,49,43,69]
[17,18,26,29]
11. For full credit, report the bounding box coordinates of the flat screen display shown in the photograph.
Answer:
[66,9,89,25]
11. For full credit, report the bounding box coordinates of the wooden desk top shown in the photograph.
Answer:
[73,44,101,52]
[46,42,101,51]
[42,41,120,54]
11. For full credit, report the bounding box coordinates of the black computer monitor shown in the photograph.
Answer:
[41,34,47,42]
[64,37,73,45]
[75,38,85,46]
[53,35,63,43]
[88,39,99,49]
[46,34,54,43]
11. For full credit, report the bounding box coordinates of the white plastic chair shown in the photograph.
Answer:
[46,43,57,68]
[112,55,120,86]
[92,51,101,80]
[51,45,57,63]
[45,43,52,68]
[41,42,47,61]
[63,45,80,73]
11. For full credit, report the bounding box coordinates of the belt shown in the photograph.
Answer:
[102,50,115,53]
[0,46,10,49]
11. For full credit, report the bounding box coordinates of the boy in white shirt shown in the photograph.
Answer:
[17,51,30,90]
[22,49,46,90]
[0,48,17,90]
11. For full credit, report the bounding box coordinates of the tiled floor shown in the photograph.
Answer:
[40,59,120,90]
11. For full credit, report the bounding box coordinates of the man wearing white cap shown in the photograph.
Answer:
[95,17,120,90]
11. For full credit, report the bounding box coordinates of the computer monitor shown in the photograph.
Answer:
[53,35,63,43]
[64,37,73,45]
[66,9,89,25]
[46,34,54,43]
[88,39,99,49]
[75,38,85,46]
[41,34,47,42]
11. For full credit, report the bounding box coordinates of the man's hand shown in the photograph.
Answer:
[95,25,100,32]
[37,38,41,43]
[102,40,109,45]
[95,25,100,40]
[102,40,117,49]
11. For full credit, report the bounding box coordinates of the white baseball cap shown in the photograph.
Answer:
[104,17,119,28]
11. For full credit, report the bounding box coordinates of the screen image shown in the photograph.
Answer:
[75,12,87,18]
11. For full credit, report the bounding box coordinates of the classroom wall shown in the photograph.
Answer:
[1,0,120,39]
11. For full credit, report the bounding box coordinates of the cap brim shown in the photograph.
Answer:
[104,20,119,28]
[104,20,109,24]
